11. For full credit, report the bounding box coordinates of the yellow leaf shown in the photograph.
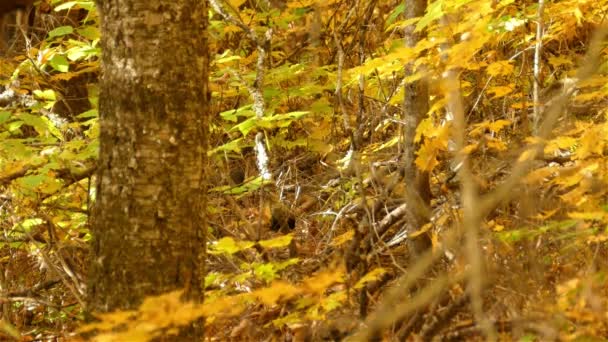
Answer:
[487,85,514,99]
[568,211,607,221]
[492,223,504,232]
[404,72,424,83]
[532,209,559,220]
[524,167,554,184]
[308,140,333,154]
[79,310,137,333]
[415,143,439,172]
[487,139,507,152]
[0,319,22,341]
[545,136,577,155]
[331,230,354,247]
[486,60,514,77]
[487,119,511,132]
[548,55,573,68]
[461,143,478,154]
[470,119,511,137]
[575,129,604,159]
[354,268,387,289]
[254,281,299,306]
[510,101,531,109]
[259,234,294,249]
[428,98,447,116]
[303,268,345,295]
[209,237,255,255]
[415,117,434,143]
[228,0,246,8]
[409,222,432,238]
[370,137,399,152]
[517,149,536,162]
[560,187,587,206]
[574,90,607,103]
[574,7,583,24]
[223,25,241,34]
[287,0,317,8]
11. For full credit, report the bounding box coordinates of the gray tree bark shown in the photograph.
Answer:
[402,0,431,256]
[87,0,209,335]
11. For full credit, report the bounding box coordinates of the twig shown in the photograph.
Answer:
[420,293,470,340]
[533,0,546,132]
[1,279,60,297]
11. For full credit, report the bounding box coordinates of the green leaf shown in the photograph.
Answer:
[19,175,46,189]
[76,26,100,41]
[232,117,258,136]
[275,258,299,271]
[17,174,62,194]
[252,259,299,283]
[48,26,74,38]
[220,105,254,122]
[209,176,268,195]
[15,218,43,232]
[266,111,309,122]
[0,111,11,125]
[18,113,49,134]
[386,3,405,26]
[65,40,101,61]
[216,55,241,64]
[416,0,444,32]
[33,89,57,101]
[207,138,243,155]
[77,109,98,119]
[254,263,277,282]
[49,55,70,72]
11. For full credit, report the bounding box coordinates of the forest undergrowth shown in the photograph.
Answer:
[1,0,607,341]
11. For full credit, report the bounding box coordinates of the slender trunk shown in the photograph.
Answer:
[402,0,431,255]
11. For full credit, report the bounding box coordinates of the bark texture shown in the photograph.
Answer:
[88,0,208,319]
[402,0,431,256]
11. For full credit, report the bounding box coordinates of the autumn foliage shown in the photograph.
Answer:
[1,0,608,341]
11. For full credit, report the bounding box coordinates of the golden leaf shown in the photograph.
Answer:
[254,281,299,306]
[415,143,439,172]
[303,268,345,295]
[354,268,387,289]
[487,85,514,99]
[486,60,514,76]
[331,230,354,247]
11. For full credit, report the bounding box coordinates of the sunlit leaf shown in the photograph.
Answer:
[209,237,255,255]
[486,61,514,77]
[303,268,345,295]
[0,111,11,125]
[487,85,514,99]
[416,0,443,32]
[568,211,607,221]
[331,230,354,247]
[259,234,293,249]
[416,142,439,172]
[354,268,387,289]
[47,25,74,38]
[49,54,70,72]
[254,281,299,306]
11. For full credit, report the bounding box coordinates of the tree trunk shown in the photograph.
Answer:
[402,0,431,256]
[87,0,209,334]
